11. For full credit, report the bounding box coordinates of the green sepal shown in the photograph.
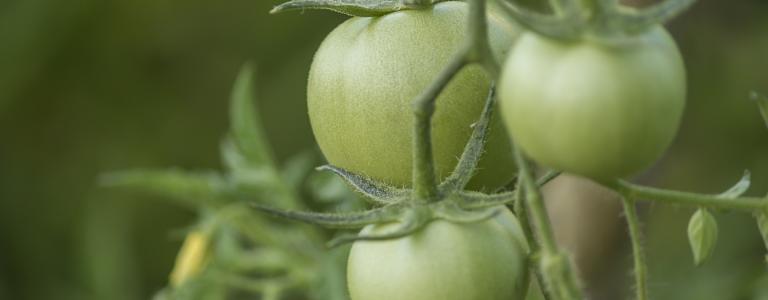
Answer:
[718,170,751,199]
[439,87,496,193]
[495,0,584,40]
[270,0,426,17]
[317,165,408,204]
[457,190,516,209]
[687,208,718,266]
[594,0,698,37]
[251,202,402,229]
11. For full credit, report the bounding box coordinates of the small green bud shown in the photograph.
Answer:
[687,208,718,266]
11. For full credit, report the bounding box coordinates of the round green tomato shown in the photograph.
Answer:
[347,209,529,300]
[498,27,686,179]
[308,1,520,190]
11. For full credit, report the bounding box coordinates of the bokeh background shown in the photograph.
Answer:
[0,0,767,299]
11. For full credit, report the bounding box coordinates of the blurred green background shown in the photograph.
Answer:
[0,0,766,299]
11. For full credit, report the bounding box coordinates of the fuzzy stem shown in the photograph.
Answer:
[621,196,648,300]
[514,176,536,247]
[411,54,467,201]
[603,180,767,212]
[513,177,554,300]
[411,0,493,201]
[513,148,583,300]
[465,0,499,77]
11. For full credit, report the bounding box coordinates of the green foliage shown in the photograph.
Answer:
[103,65,359,299]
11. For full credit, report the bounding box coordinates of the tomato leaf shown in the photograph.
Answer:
[687,208,718,266]
[100,169,231,208]
[750,91,768,130]
[229,64,275,170]
[279,150,317,189]
[270,0,425,17]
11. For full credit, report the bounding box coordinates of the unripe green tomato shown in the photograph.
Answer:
[347,209,529,300]
[498,27,686,179]
[308,1,520,190]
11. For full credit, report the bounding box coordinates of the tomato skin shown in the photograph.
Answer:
[347,209,529,300]
[498,27,686,179]
[307,1,520,190]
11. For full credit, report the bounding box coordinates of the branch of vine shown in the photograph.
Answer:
[601,179,768,212]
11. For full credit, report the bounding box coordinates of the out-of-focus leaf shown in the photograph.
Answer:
[753,272,768,300]
[221,139,280,191]
[280,151,317,189]
[311,245,351,300]
[687,208,719,266]
[100,169,232,208]
[229,64,275,169]
[160,274,228,300]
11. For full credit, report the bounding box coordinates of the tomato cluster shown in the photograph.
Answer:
[304,0,686,299]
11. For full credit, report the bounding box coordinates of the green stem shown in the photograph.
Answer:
[411,53,467,201]
[513,148,583,300]
[411,0,494,201]
[514,176,536,247]
[604,180,767,212]
[513,177,554,300]
[620,196,648,300]
[465,0,499,77]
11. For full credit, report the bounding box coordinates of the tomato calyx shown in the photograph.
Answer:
[270,0,449,17]
[252,91,552,246]
[496,0,697,40]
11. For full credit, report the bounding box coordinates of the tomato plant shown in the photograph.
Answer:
[498,27,686,180]
[347,209,529,300]
[307,1,518,189]
[108,0,768,299]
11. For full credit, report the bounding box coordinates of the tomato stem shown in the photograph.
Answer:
[604,180,768,212]
[512,176,555,300]
[620,196,649,300]
[410,0,497,202]
[513,148,584,300]
[411,53,468,201]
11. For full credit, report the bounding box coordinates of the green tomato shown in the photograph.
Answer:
[308,1,520,190]
[498,28,686,179]
[347,209,529,300]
